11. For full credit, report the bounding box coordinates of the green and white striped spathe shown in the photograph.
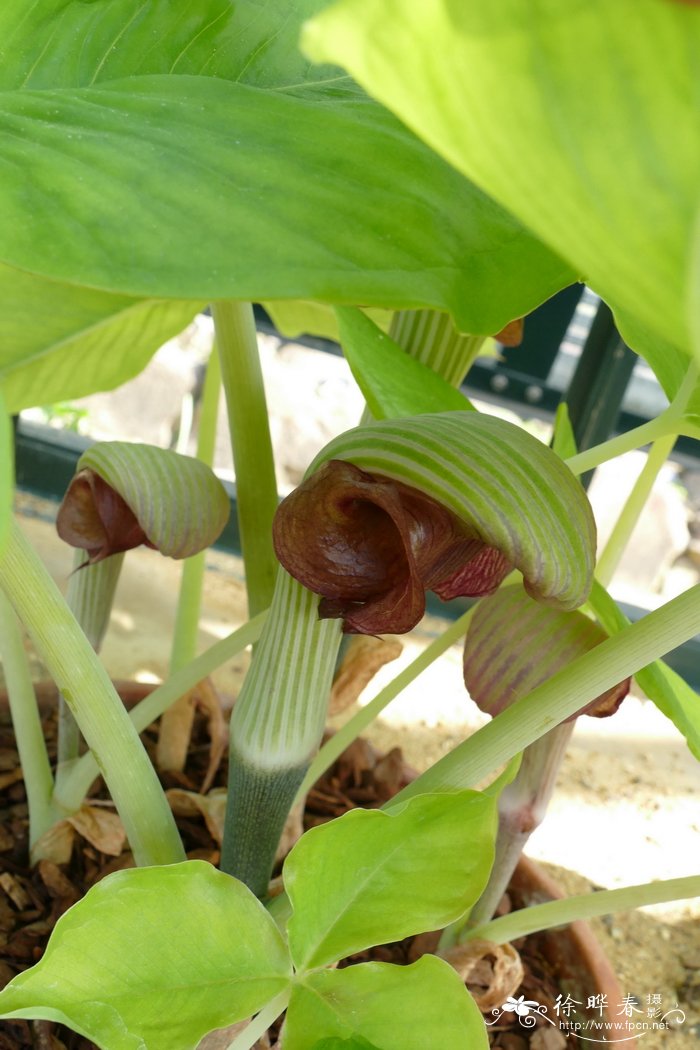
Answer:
[231,568,341,769]
[390,310,485,387]
[310,412,595,611]
[77,442,230,560]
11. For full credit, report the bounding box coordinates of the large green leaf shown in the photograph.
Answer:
[0,861,292,1050]
[285,790,495,970]
[0,390,12,555]
[612,307,690,403]
[0,0,340,93]
[588,581,700,760]
[613,306,700,430]
[691,207,700,361]
[303,0,700,363]
[335,307,475,418]
[310,1039,383,1050]
[285,958,488,1050]
[264,300,392,342]
[0,0,574,335]
[0,264,201,412]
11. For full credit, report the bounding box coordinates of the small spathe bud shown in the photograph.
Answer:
[463,585,630,722]
[56,442,230,564]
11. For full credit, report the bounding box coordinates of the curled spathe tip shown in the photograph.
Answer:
[273,459,511,635]
[57,469,154,564]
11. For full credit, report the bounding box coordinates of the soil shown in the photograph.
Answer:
[0,701,657,1050]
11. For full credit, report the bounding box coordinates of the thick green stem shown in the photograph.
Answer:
[211,301,278,617]
[295,607,475,803]
[55,612,267,813]
[464,875,700,945]
[223,569,341,894]
[56,549,124,791]
[170,346,221,673]
[388,586,700,805]
[157,346,222,772]
[0,520,184,866]
[459,721,575,934]
[223,761,308,898]
[596,433,678,587]
[0,590,55,848]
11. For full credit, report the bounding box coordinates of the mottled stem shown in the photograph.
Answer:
[466,721,575,930]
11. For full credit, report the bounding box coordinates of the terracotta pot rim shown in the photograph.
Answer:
[510,854,636,1048]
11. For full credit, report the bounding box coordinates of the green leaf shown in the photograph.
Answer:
[0,390,12,557]
[0,263,201,412]
[285,790,495,970]
[335,307,474,418]
[310,1039,383,1050]
[303,0,700,362]
[264,300,392,342]
[0,861,292,1050]
[0,1,574,334]
[551,403,577,460]
[0,0,339,93]
[483,752,522,798]
[612,306,690,403]
[588,580,700,760]
[75,441,230,558]
[285,957,488,1050]
[311,412,597,611]
[690,207,700,362]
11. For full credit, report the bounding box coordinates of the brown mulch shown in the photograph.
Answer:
[1,702,577,1049]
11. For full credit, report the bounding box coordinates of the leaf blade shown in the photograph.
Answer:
[0,0,574,337]
[285,958,488,1050]
[336,307,474,418]
[303,0,700,362]
[0,263,201,412]
[0,74,572,332]
[0,861,292,1050]
[285,790,496,970]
